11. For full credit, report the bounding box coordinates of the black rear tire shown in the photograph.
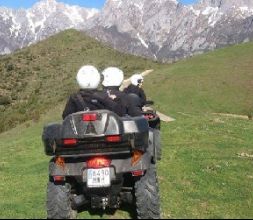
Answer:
[47,181,77,219]
[135,164,161,219]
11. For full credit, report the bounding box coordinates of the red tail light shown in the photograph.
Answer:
[87,156,111,169]
[82,113,97,121]
[106,135,121,142]
[53,176,65,182]
[63,138,77,146]
[132,170,144,177]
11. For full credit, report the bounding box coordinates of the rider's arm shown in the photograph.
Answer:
[62,95,77,119]
[139,88,147,106]
[93,92,126,117]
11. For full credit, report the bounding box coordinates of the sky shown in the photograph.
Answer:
[0,0,198,9]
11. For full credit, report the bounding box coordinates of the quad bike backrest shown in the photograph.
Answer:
[61,110,124,138]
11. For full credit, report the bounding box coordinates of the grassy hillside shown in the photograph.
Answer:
[1,30,252,133]
[0,29,159,133]
[1,105,252,219]
[144,42,253,117]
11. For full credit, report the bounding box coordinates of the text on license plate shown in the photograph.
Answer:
[87,168,110,188]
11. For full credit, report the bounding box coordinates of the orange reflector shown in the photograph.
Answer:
[87,156,111,169]
[55,157,65,168]
[131,150,143,166]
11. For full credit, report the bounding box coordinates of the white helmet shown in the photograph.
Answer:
[131,74,144,86]
[76,65,100,89]
[102,67,124,87]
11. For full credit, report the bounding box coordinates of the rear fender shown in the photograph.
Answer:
[48,151,152,178]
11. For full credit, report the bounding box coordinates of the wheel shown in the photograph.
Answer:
[47,181,77,219]
[134,164,161,219]
[153,129,161,161]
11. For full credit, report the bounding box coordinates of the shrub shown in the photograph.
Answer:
[5,63,14,71]
[0,96,12,105]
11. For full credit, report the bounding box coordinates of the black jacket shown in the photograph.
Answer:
[123,84,147,107]
[103,87,143,117]
[62,89,121,119]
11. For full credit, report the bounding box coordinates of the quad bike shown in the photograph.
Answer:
[42,109,161,219]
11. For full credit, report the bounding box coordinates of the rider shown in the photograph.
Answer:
[101,67,143,117]
[123,73,149,107]
[62,65,120,119]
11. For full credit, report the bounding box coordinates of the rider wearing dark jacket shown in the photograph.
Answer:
[101,67,143,117]
[62,89,124,119]
[123,74,147,107]
[124,84,147,107]
[63,65,126,119]
[62,65,101,119]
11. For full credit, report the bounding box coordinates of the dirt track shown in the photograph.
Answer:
[212,113,252,120]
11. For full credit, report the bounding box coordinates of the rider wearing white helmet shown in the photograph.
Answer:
[131,74,144,87]
[124,73,148,107]
[76,65,101,90]
[63,65,116,119]
[101,67,142,117]
[102,67,124,88]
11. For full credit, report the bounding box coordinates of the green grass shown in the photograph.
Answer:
[144,42,253,117]
[159,114,253,218]
[1,107,253,219]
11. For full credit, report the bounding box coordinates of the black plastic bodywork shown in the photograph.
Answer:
[43,110,149,157]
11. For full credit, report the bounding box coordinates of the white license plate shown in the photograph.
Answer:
[87,168,111,188]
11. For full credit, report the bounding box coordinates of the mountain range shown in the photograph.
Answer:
[0,0,253,61]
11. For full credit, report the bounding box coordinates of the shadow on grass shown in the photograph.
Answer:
[78,203,137,219]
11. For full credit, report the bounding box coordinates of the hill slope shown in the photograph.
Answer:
[1,30,253,133]
[0,29,159,133]
[143,41,253,117]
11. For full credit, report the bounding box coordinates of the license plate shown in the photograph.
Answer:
[87,168,111,188]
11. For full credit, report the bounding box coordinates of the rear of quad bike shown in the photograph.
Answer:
[42,110,161,219]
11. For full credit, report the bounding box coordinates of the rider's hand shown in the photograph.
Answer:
[109,94,117,100]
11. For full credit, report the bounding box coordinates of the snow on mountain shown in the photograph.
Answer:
[0,0,253,61]
[0,0,99,55]
[87,0,253,61]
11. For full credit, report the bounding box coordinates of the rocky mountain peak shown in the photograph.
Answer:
[32,0,58,10]
[199,0,253,8]
[0,0,253,61]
